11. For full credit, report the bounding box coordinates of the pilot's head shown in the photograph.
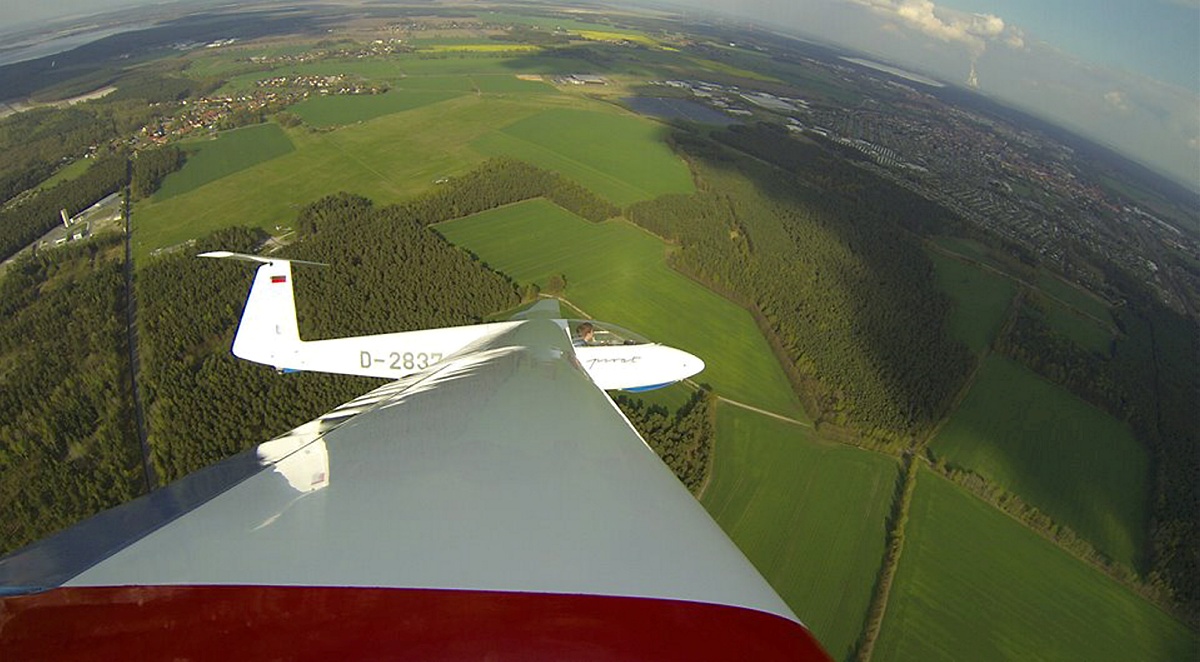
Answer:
[577,322,595,344]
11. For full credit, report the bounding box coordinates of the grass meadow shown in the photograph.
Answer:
[214,53,606,92]
[928,235,1015,273]
[927,250,1016,354]
[37,157,93,191]
[154,123,294,201]
[1037,293,1114,354]
[132,94,555,261]
[133,90,689,261]
[930,354,1148,568]
[701,402,898,661]
[435,199,803,418]
[291,89,465,127]
[471,108,694,206]
[874,467,1198,661]
[1036,271,1112,322]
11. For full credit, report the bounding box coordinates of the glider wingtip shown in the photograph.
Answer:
[197,251,328,267]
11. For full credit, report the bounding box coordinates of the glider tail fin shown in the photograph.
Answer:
[199,251,321,371]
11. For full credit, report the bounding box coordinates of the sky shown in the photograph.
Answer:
[685,0,1200,190]
[4,0,1199,189]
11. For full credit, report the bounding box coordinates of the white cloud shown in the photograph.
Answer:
[848,0,1025,57]
[1003,27,1025,50]
[1104,90,1131,114]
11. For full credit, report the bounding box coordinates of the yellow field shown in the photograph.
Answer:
[575,30,661,48]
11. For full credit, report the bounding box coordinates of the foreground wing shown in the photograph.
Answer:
[0,319,828,660]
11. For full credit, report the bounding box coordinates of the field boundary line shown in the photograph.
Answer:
[712,393,812,429]
[925,241,1114,331]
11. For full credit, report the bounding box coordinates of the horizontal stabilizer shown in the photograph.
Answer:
[198,251,328,267]
[509,298,562,320]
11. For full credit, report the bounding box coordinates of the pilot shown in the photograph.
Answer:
[574,322,595,347]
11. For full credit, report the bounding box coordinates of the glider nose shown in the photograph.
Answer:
[674,347,705,382]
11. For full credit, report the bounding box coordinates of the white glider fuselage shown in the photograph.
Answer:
[205,252,703,391]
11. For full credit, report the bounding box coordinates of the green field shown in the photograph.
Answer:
[133,89,690,261]
[1037,271,1111,322]
[218,60,411,91]
[472,74,556,94]
[928,250,1016,353]
[930,354,1148,568]
[874,467,1198,661]
[1038,294,1114,354]
[216,56,577,92]
[154,123,295,201]
[701,403,898,660]
[131,94,552,261]
[291,89,465,127]
[398,53,602,75]
[472,108,694,206]
[37,157,93,191]
[435,199,803,418]
[478,11,620,32]
[929,235,1014,273]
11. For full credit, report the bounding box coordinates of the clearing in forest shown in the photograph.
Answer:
[929,354,1148,568]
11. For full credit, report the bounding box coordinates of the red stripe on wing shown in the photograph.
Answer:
[1,585,831,661]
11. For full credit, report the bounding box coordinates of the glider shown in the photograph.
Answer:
[0,253,830,660]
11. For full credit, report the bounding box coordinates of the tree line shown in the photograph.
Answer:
[369,157,620,228]
[628,125,973,444]
[614,389,715,494]
[0,236,142,555]
[130,146,186,200]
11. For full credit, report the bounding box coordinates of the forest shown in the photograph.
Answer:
[136,194,521,482]
[615,389,715,494]
[0,237,142,554]
[130,146,186,200]
[0,107,119,205]
[628,124,973,444]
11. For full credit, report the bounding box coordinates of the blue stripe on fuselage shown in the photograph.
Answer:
[623,381,675,393]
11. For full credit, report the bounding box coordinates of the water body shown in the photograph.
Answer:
[623,97,738,126]
[839,57,945,88]
[0,25,153,67]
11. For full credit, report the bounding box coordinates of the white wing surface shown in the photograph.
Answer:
[0,261,830,661]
